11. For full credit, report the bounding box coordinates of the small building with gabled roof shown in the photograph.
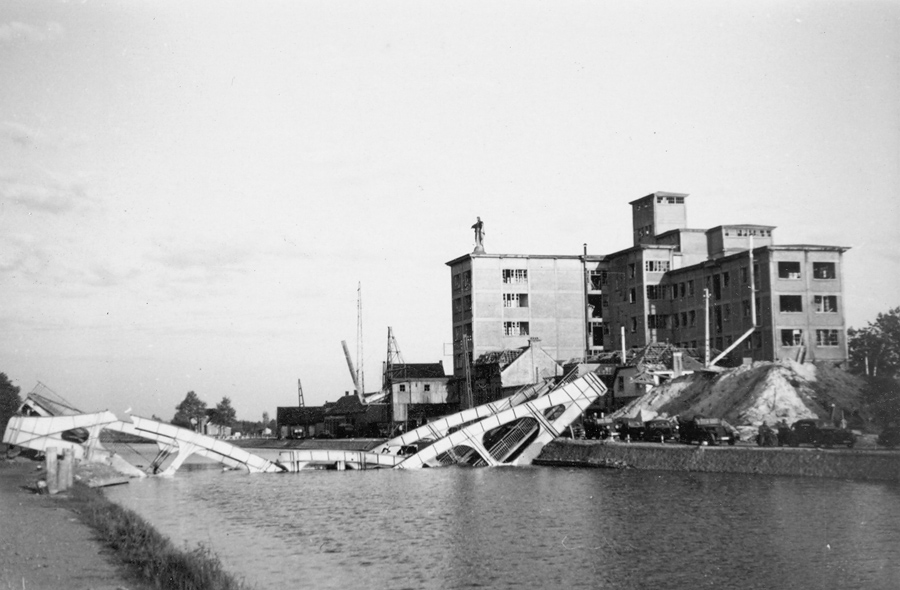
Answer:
[469,338,561,406]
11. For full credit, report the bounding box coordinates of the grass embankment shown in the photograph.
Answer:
[68,482,250,590]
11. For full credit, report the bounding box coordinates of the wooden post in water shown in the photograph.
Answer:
[46,447,59,495]
[60,448,74,491]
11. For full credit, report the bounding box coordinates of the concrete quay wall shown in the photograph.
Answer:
[535,440,900,482]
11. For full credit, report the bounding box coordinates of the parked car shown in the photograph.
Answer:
[679,417,737,446]
[643,418,679,443]
[876,426,900,449]
[614,418,645,442]
[783,419,856,448]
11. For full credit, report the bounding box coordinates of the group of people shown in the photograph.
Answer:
[757,419,790,447]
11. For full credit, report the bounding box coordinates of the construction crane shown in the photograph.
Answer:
[341,340,365,404]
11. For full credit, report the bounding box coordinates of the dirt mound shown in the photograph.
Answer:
[611,360,868,427]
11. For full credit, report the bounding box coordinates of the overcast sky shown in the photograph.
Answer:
[1,1,898,422]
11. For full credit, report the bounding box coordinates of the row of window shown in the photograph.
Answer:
[396,384,431,393]
[724,228,772,237]
[780,295,838,314]
[777,261,836,280]
[626,260,672,278]
[781,329,840,347]
[455,261,836,294]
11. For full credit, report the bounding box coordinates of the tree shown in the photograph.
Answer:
[849,306,900,378]
[0,373,22,432]
[172,391,207,429]
[849,307,900,427]
[209,397,236,428]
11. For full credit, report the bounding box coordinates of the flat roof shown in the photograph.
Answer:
[628,191,690,205]
[446,252,607,266]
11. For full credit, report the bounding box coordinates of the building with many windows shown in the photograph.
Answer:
[447,192,849,402]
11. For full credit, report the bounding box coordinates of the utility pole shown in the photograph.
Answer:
[704,288,711,367]
[357,282,365,397]
[462,335,474,409]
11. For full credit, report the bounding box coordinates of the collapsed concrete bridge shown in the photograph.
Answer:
[3,372,606,475]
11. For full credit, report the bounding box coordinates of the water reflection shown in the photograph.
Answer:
[105,455,900,590]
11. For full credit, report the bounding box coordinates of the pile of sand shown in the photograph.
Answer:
[611,360,869,428]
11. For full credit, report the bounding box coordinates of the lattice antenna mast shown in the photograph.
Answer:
[384,327,405,392]
[297,379,305,407]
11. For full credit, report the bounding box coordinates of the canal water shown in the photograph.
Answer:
[104,448,900,590]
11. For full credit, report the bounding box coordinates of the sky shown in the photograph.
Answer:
[1,0,898,422]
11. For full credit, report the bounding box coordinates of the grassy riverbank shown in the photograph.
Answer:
[67,480,251,590]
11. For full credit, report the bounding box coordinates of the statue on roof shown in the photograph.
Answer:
[472,217,485,254]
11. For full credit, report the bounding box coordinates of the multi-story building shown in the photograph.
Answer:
[447,192,849,399]
[445,252,607,381]
[604,192,849,365]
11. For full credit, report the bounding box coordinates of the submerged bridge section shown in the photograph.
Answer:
[2,412,283,475]
[278,372,605,471]
[398,372,606,469]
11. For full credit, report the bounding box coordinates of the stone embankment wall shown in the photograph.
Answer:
[536,440,900,481]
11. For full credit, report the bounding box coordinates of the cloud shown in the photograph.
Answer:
[0,21,64,45]
[150,242,260,288]
[0,170,90,214]
[0,121,38,148]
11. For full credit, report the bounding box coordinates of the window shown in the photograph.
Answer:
[399,384,407,392]
[464,295,472,311]
[453,274,461,291]
[589,271,608,290]
[628,263,636,278]
[681,312,688,327]
[645,260,671,273]
[462,271,471,290]
[743,301,751,317]
[723,271,730,287]
[679,282,686,298]
[816,329,839,347]
[752,332,762,348]
[778,261,801,280]
[503,321,529,336]
[779,295,803,313]
[741,267,749,284]
[502,269,527,284]
[629,288,637,303]
[647,285,662,300]
[673,314,680,328]
[630,317,638,333]
[814,295,837,313]
[781,329,803,346]
[424,384,431,392]
[688,280,695,297]
[689,310,697,327]
[503,293,529,308]
[813,262,836,279]
[724,303,731,321]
